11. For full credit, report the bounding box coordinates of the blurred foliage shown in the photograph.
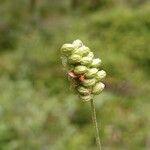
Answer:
[0,0,150,150]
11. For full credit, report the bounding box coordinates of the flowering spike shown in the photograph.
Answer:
[60,40,106,101]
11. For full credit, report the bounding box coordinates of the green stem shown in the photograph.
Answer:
[90,99,101,150]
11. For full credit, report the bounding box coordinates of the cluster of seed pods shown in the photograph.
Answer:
[61,40,106,102]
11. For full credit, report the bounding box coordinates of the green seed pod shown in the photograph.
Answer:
[82,78,96,87]
[77,86,90,95]
[81,56,92,66]
[72,39,83,48]
[87,52,94,59]
[74,65,87,74]
[68,54,82,64]
[61,43,75,56]
[73,46,90,56]
[96,70,106,81]
[91,58,101,68]
[79,94,93,102]
[85,68,98,78]
[92,82,105,95]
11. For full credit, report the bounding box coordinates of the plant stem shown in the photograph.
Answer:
[90,99,101,150]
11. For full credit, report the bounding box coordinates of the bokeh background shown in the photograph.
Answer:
[0,0,150,150]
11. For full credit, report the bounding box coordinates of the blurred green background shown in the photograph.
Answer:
[0,0,150,150]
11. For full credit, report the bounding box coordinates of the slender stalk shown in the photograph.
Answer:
[90,99,101,150]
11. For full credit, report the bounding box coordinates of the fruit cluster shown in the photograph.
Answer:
[61,40,106,102]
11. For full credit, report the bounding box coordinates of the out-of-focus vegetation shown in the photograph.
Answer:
[0,0,150,149]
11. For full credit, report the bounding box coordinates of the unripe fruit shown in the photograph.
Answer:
[73,46,90,56]
[61,44,75,56]
[81,56,93,66]
[85,68,98,78]
[91,58,101,68]
[68,54,82,64]
[72,39,83,48]
[82,78,96,87]
[74,65,87,74]
[87,52,94,59]
[96,70,106,81]
[77,86,90,95]
[92,82,105,94]
[79,94,93,102]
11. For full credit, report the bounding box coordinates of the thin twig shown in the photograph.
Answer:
[90,99,101,150]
